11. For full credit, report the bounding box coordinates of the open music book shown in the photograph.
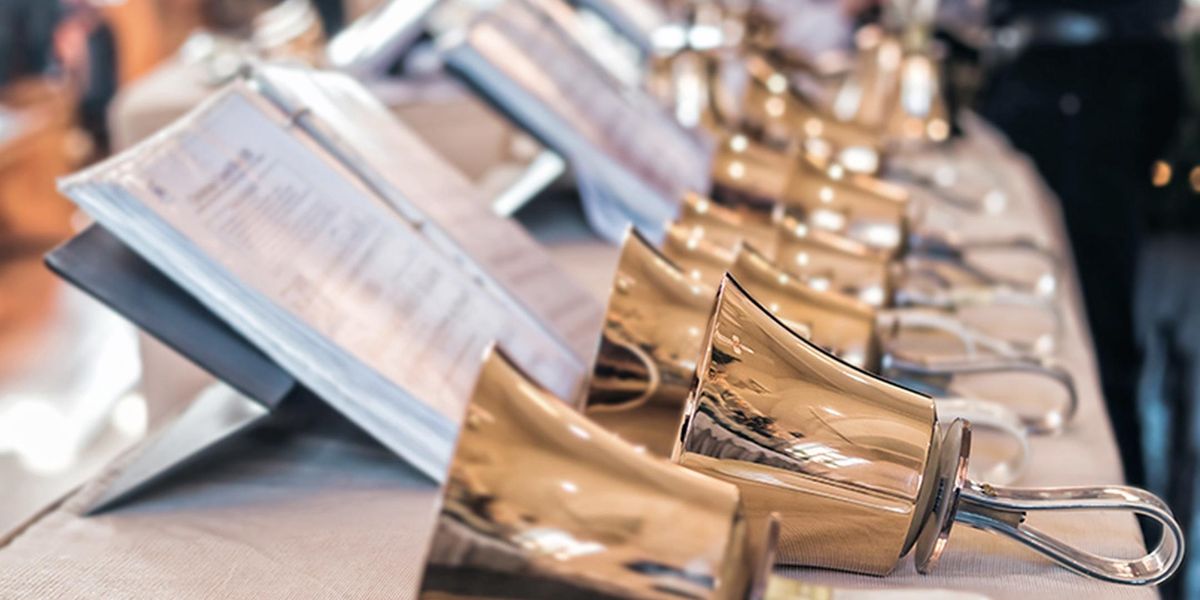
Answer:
[443,0,712,242]
[58,64,602,481]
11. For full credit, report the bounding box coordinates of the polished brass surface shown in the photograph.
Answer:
[418,347,775,599]
[727,245,883,371]
[678,192,780,256]
[671,278,1183,584]
[667,225,1076,435]
[773,212,897,308]
[779,163,910,254]
[707,129,1056,301]
[675,193,900,311]
[710,134,793,208]
[673,277,938,575]
[595,229,1054,452]
[833,26,903,131]
[587,230,717,455]
[709,134,911,255]
[885,52,950,146]
[737,54,883,158]
[663,224,740,285]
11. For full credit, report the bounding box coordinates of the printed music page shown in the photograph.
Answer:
[248,64,603,361]
[59,83,587,480]
[443,0,712,241]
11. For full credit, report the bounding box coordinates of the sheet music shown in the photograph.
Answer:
[60,85,587,480]
[444,0,711,241]
[250,64,603,363]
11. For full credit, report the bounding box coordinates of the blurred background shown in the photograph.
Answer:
[0,0,1197,596]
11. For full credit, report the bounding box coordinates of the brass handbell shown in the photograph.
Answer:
[734,54,884,172]
[711,133,909,256]
[724,242,1076,436]
[658,228,1048,482]
[672,206,1065,377]
[588,229,717,456]
[592,229,1037,483]
[711,133,1060,287]
[773,212,1064,352]
[832,25,903,132]
[417,346,777,599]
[674,276,1183,584]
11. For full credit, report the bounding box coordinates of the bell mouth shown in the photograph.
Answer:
[913,418,972,573]
[587,333,660,412]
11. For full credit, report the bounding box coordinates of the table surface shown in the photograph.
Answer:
[0,113,1161,599]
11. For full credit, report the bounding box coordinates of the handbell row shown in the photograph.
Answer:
[416,270,1183,599]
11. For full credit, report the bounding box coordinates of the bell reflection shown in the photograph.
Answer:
[418,347,775,599]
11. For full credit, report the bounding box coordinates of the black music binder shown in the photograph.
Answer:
[44,226,337,513]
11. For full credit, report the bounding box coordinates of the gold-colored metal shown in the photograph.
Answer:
[674,196,900,310]
[727,244,884,371]
[661,227,1076,435]
[589,230,917,456]
[779,161,911,254]
[689,191,1060,336]
[832,25,903,131]
[709,134,912,255]
[773,212,898,308]
[710,134,794,208]
[418,346,777,599]
[678,192,780,256]
[587,230,717,455]
[673,276,940,575]
[885,52,951,146]
[663,223,740,285]
[737,54,884,160]
[672,277,1184,584]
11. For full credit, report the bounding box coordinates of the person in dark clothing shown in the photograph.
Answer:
[979,0,1185,491]
[0,0,62,86]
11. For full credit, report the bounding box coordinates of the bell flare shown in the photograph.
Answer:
[673,275,941,575]
[418,346,776,599]
[585,229,717,453]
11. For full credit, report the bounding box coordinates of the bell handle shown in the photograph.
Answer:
[884,309,1024,358]
[901,172,988,213]
[955,480,1185,586]
[884,354,1078,434]
[905,235,1061,294]
[911,231,1060,264]
[940,286,1064,355]
[891,286,1064,354]
[935,398,1028,485]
